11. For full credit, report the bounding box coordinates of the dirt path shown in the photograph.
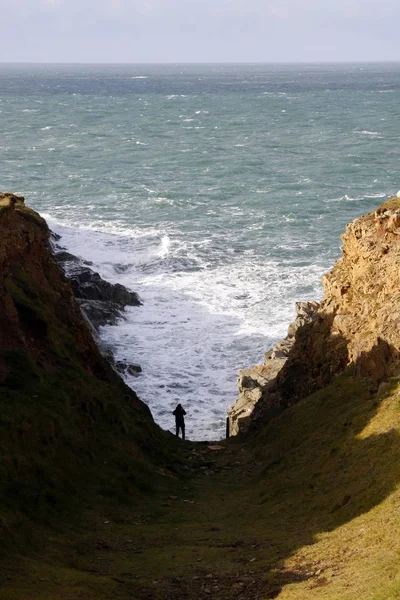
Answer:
[2,440,306,600]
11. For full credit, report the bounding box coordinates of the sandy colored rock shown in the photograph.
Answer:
[228,197,400,435]
[227,301,319,435]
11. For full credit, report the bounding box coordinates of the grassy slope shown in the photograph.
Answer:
[0,200,183,560]
[3,370,400,600]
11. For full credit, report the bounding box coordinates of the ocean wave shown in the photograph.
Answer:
[354,130,379,136]
[159,235,170,258]
[364,192,387,199]
[282,213,297,222]
[43,214,164,241]
[152,196,173,204]
[324,192,386,203]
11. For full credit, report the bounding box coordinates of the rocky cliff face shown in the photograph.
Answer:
[0,193,174,524]
[228,197,400,436]
[0,193,110,382]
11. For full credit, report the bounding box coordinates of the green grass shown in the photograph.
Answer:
[3,370,400,599]
[379,196,400,211]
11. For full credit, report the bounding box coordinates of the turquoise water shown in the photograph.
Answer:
[2,63,400,439]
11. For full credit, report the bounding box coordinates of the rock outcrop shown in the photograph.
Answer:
[227,301,320,436]
[0,193,110,380]
[52,242,141,330]
[228,196,400,436]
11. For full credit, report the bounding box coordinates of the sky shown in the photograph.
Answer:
[0,0,400,63]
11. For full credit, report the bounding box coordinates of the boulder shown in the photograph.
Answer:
[114,360,142,377]
[69,267,140,308]
[76,299,123,329]
[127,363,142,376]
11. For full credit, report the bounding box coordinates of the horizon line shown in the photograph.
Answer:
[1,60,400,66]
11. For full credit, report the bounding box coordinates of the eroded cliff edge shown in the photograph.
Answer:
[228,197,400,436]
[0,193,176,530]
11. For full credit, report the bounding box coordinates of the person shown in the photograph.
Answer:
[173,404,186,440]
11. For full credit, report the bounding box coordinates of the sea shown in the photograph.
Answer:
[1,63,400,440]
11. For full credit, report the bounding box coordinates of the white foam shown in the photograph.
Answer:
[282,213,296,222]
[159,235,170,258]
[355,130,379,136]
[44,214,163,240]
[324,192,386,203]
[364,192,387,199]
[152,196,173,204]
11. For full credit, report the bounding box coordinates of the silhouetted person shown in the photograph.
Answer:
[173,404,186,440]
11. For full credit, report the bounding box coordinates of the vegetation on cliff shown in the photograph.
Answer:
[0,194,181,548]
[2,195,400,600]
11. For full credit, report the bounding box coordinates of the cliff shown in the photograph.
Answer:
[228,197,400,435]
[0,193,113,380]
[0,194,177,537]
[4,193,400,600]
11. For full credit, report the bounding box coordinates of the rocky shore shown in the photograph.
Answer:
[51,236,141,330]
[51,233,143,375]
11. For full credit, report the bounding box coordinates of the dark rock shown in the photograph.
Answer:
[54,250,79,263]
[127,364,142,376]
[77,299,123,329]
[112,360,142,377]
[115,361,128,373]
[52,242,142,332]
[69,267,141,308]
